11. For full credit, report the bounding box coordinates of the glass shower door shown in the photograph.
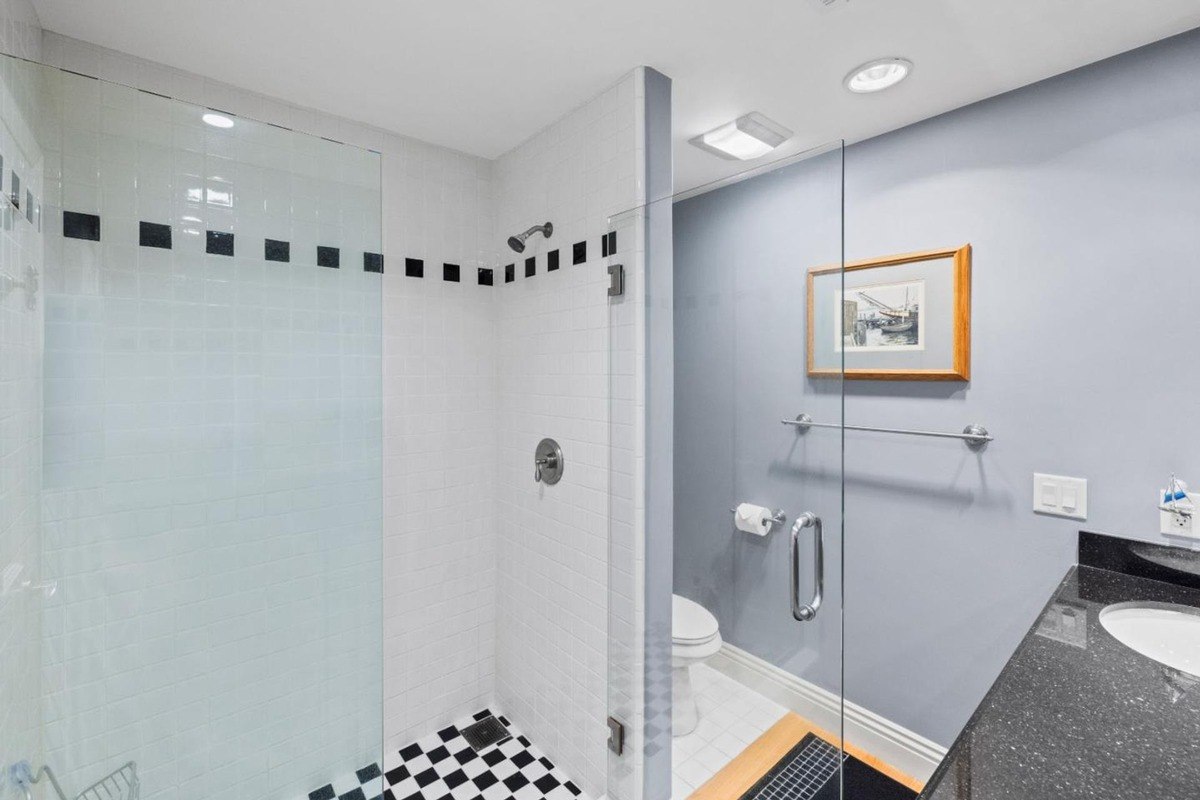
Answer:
[607,140,848,800]
[0,54,385,800]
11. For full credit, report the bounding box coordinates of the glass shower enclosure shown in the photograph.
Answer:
[0,54,384,800]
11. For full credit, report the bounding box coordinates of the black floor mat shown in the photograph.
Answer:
[738,732,917,800]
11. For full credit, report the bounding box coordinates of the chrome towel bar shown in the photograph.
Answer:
[782,413,991,451]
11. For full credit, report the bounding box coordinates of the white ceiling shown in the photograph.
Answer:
[30,0,1200,193]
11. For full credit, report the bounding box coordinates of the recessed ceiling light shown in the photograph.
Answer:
[202,112,234,129]
[689,112,793,161]
[844,58,913,93]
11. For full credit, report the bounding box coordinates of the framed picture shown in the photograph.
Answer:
[807,245,971,381]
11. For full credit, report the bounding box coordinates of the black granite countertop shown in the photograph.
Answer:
[919,532,1200,800]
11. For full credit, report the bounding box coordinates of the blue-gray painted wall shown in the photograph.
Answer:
[673,28,1200,746]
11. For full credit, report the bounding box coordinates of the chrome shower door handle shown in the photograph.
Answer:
[790,512,823,622]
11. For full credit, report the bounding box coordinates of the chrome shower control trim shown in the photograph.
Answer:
[534,438,564,485]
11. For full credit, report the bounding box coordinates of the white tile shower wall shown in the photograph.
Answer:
[493,70,643,799]
[39,29,505,762]
[39,69,383,800]
[0,49,45,790]
[381,137,498,752]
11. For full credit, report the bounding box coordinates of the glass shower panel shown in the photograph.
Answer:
[610,142,846,800]
[26,57,383,800]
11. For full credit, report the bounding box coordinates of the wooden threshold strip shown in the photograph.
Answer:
[687,712,924,800]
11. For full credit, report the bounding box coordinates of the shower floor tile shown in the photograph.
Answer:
[384,710,584,800]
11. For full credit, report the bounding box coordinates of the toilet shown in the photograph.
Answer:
[672,593,722,737]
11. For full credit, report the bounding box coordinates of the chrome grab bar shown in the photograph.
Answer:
[790,512,823,622]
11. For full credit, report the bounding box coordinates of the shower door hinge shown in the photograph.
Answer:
[607,263,624,297]
[606,716,625,755]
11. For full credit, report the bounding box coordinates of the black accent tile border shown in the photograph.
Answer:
[317,245,340,268]
[547,249,560,272]
[206,230,234,256]
[63,211,100,241]
[364,252,384,273]
[505,263,514,283]
[265,239,290,262]
[601,233,609,257]
[607,230,617,255]
[10,171,19,208]
[525,256,536,278]
[478,267,493,286]
[443,263,460,282]
[139,221,172,249]
[405,258,424,278]
[572,240,586,265]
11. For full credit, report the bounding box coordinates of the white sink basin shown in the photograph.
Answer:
[1099,601,1200,676]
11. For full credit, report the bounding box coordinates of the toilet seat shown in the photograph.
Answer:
[673,594,720,647]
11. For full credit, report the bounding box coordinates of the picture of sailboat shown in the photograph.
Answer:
[837,280,924,351]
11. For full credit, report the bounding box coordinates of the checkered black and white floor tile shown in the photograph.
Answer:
[305,709,586,800]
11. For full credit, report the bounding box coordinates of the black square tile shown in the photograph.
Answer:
[481,750,505,767]
[309,785,336,800]
[437,726,458,742]
[537,757,554,770]
[63,211,100,241]
[525,256,535,277]
[565,780,581,796]
[383,791,396,800]
[472,772,498,790]
[426,745,450,764]
[339,789,366,800]
[511,751,533,769]
[384,765,409,785]
[206,230,234,256]
[399,743,423,761]
[547,249,560,271]
[472,710,491,721]
[443,770,468,790]
[453,748,477,765]
[443,263,460,282]
[478,267,493,286]
[364,252,384,273]
[139,221,172,249]
[498,716,510,726]
[414,768,439,788]
[572,241,586,265]
[265,238,290,262]
[357,764,382,783]
[405,258,424,278]
[502,773,529,792]
[318,245,340,268]
[601,233,609,257]
[504,263,514,283]
[534,775,561,794]
[400,793,422,800]
[516,736,531,749]
[607,230,617,255]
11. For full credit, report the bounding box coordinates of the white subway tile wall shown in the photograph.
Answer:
[0,42,46,787]
[492,71,643,799]
[38,65,384,800]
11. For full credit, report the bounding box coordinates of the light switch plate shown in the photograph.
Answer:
[1033,473,1088,520]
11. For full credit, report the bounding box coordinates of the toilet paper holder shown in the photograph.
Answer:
[729,507,787,534]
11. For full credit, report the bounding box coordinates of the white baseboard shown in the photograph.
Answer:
[708,643,947,784]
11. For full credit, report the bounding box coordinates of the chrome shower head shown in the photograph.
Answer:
[507,222,553,253]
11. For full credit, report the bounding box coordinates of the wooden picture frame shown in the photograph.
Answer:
[806,244,971,381]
